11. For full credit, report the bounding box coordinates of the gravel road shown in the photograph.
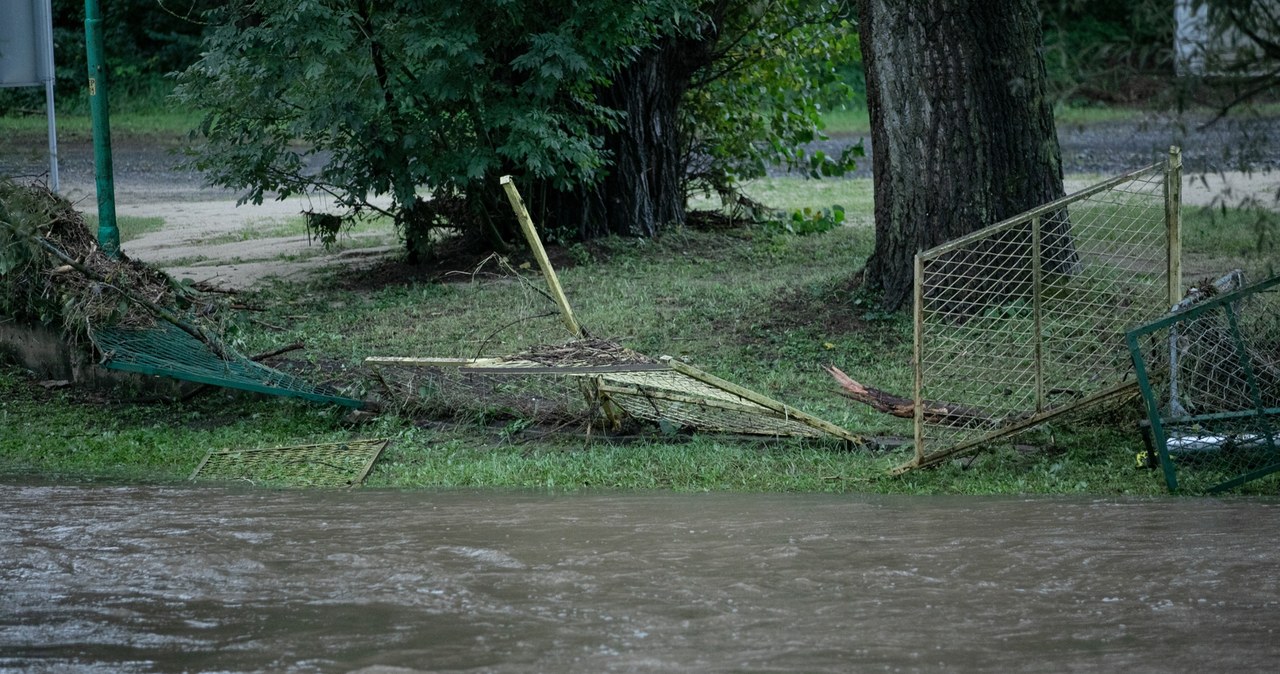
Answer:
[1,111,1275,288]
[803,111,1280,179]
[3,111,1277,199]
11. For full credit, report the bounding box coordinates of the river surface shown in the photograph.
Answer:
[1,485,1278,673]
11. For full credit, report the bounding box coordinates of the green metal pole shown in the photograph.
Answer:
[84,0,119,257]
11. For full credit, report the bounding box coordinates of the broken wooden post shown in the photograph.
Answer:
[499,175,583,338]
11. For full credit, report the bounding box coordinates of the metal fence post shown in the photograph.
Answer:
[1165,146,1182,306]
[912,254,925,466]
[1031,216,1044,413]
[85,0,118,257]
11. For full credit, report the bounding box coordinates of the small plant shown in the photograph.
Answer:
[765,205,846,236]
[566,243,593,267]
[305,212,345,248]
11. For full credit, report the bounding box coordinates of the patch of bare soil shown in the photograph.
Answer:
[330,238,594,293]
[729,273,907,351]
[267,356,367,391]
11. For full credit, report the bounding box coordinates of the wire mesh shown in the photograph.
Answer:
[191,439,390,487]
[369,359,602,425]
[909,159,1178,469]
[93,322,364,408]
[1129,275,1280,493]
[367,351,858,441]
[597,368,844,438]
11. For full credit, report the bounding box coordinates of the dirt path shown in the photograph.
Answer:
[2,112,1276,289]
[117,193,397,288]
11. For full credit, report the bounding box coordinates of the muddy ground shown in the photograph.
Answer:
[1,111,1277,289]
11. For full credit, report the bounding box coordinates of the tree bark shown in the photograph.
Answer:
[541,35,711,239]
[859,0,1067,311]
[825,365,996,428]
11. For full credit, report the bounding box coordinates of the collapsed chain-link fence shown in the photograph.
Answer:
[366,340,860,443]
[902,149,1183,471]
[1128,274,1280,493]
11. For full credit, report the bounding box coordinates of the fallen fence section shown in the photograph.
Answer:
[1128,274,1280,493]
[191,439,390,487]
[94,322,365,409]
[365,353,862,445]
[900,148,1183,472]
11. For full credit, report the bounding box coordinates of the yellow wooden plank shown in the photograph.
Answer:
[363,356,504,368]
[500,175,583,338]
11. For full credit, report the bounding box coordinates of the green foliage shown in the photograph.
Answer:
[173,0,861,256]
[1040,0,1175,103]
[764,205,846,236]
[684,5,862,194]
[174,0,697,256]
[0,0,211,115]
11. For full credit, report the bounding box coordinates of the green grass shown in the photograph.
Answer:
[819,103,1153,136]
[0,109,201,138]
[0,77,201,138]
[0,362,1173,494]
[743,176,875,217]
[1182,204,1279,280]
[0,207,1183,494]
[4,88,1272,494]
[820,107,870,135]
[822,101,1280,136]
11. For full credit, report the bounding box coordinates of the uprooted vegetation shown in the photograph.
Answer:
[0,180,213,344]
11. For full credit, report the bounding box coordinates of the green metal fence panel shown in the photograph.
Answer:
[94,322,364,408]
[1127,274,1280,493]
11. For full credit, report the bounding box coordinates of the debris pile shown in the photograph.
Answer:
[0,180,188,339]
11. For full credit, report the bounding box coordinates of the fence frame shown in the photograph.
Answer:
[900,148,1183,472]
[1126,274,1280,492]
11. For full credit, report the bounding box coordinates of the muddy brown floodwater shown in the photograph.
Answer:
[2,484,1279,673]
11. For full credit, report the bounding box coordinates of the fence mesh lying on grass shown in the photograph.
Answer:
[94,322,365,409]
[902,149,1183,472]
[366,340,861,443]
[1128,274,1280,493]
[191,439,390,487]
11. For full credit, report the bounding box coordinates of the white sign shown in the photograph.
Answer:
[0,0,55,87]
[0,0,59,192]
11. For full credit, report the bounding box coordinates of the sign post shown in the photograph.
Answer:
[0,0,59,192]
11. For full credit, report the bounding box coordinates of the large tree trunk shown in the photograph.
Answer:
[859,0,1067,311]
[540,36,711,239]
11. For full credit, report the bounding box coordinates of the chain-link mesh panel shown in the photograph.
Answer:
[909,160,1177,469]
[1129,275,1280,493]
[368,359,603,425]
[191,439,389,487]
[598,369,845,438]
[366,352,859,442]
[94,322,365,408]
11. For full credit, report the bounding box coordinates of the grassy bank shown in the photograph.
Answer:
[7,98,1273,143]
[3,97,1275,494]
[6,199,1241,494]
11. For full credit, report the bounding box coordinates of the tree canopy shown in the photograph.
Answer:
[172,0,858,259]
